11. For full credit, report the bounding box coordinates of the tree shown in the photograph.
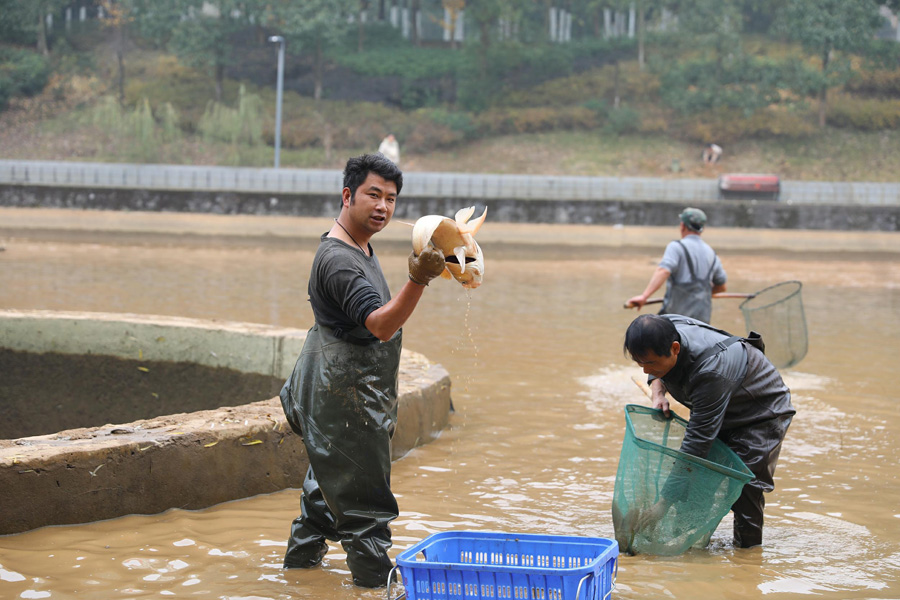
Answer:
[675,0,743,79]
[0,0,66,56]
[167,0,264,102]
[98,0,135,104]
[778,0,885,127]
[270,0,356,101]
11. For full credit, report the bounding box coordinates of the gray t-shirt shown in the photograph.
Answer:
[659,234,727,289]
[307,234,391,344]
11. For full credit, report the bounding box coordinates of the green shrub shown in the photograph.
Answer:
[402,118,466,154]
[845,68,900,98]
[675,105,817,143]
[0,75,14,110]
[0,46,51,109]
[604,105,641,136]
[198,85,263,146]
[87,95,186,162]
[504,62,660,109]
[457,42,581,112]
[659,56,817,116]
[474,106,597,136]
[828,93,900,130]
[333,44,462,109]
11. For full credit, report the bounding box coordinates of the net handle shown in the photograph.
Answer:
[630,375,681,420]
[624,292,755,309]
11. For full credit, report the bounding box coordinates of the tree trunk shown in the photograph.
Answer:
[215,63,224,102]
[411,0,420,47]
[479,16,490,79]
[637,1,645,70]
[116,26,126,105]
[818,47,831,128]
[613,61,620,109]
[37,10,50,56]
[314,37,323,101]
[117,47,125,104]
[358,0,367,52]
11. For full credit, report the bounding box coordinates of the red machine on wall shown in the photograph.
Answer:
[718,173,780,201]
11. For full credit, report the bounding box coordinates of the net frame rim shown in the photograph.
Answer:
[739,280,803,312]
[624,404,754,483]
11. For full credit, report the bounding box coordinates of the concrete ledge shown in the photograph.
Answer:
[0,310,452,534]
[2,184,900,231]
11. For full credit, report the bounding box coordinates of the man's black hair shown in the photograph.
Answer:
[341,153,403,207]
[623,314,680,359]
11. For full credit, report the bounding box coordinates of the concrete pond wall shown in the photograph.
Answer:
[3,184,900,231]
[0,310,452,535]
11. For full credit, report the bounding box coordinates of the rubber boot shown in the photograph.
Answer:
[343,530,394,588]
[283,468,335,569]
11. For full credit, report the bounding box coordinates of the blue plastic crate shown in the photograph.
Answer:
[390,531,618,600]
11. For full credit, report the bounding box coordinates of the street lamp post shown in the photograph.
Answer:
[268,35,285,169]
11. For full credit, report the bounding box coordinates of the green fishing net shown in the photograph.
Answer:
[612,404,753,556]
[740,280,807,370]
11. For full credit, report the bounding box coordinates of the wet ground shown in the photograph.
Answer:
[1,211,899,599]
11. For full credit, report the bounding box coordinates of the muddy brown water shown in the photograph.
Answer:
[1,217,899,599]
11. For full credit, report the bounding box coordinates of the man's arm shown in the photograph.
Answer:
[364,280,426,342]
[364,247,445,342]
[627,267,671,309]
[649,378,671,417]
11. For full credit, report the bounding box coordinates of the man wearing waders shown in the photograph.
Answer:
[279,154,446,587]
[624,314,795,548]
[626,207,727,324]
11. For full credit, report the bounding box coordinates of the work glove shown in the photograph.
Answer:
[408,246,445,286]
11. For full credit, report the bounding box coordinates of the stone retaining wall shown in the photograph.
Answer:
[2,184,898,231]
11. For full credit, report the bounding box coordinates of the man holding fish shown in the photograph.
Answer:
[278,154,446,588]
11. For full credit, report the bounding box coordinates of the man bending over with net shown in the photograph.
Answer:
[623,314,795,548]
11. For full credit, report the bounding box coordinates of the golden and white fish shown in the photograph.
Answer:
[411,206,487,289]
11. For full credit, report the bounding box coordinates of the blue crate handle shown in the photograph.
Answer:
[575,557,618,600]
[575,574,591,600]
[385,565,405,600]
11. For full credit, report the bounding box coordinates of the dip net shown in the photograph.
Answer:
[612,405,753,556]
[739,280,807,369]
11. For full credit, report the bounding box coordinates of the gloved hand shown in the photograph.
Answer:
[408,246,445,286]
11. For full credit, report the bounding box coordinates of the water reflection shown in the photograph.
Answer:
[0,223,899,599]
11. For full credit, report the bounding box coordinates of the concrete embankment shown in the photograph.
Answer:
[3,183,899,231]
[1,160,899,231]
[0,310,451,535]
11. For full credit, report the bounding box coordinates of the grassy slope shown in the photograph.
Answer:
[1,37,898,182]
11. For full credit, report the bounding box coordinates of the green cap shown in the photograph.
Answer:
[679,207,707,232]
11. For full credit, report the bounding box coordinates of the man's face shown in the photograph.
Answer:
[344,172,397,235]
[632,342,680,378]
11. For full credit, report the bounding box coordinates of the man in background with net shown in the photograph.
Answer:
[624,313,795,548]
[626,207,727,324]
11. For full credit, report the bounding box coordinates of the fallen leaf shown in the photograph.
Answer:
[204,441,219,448]
[137,366,150,373]
[241,440,263,446]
